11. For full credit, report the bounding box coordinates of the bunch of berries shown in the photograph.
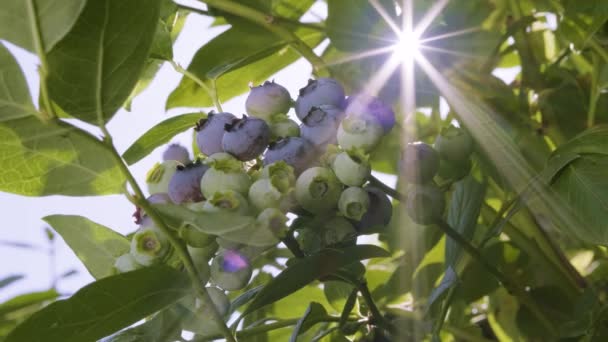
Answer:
[112,77,473,335]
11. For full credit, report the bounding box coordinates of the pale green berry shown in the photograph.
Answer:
[269,115,300,140]
[256,207,288,239]
[332,149,371,186]
[202,190,249,215]
[146,160,179,194]
[114,253,141,273]
[323,216,357,246]
[295,167,342,214]
[210,249,252,291]
[339,187,370,221]
[248,178,283,211]
[200,166,251,198]
[130,225,170,266]
[337,116,384,152]
[179,225,215,248]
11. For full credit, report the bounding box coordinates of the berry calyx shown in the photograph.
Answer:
[202,190,249,215]
[295,78,345,120]
[339,186,370,221]
[146,160,180,195]
[195,112,236,156]
[130,223,170,266]
[222,116,270,161]
[401,142,440,184]
[295,167,342,214]
[405,184,445,225]
[200,154,251,198]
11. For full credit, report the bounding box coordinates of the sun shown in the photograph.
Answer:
[393,30,421,61]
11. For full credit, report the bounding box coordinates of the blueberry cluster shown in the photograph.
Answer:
[113,78,402,334]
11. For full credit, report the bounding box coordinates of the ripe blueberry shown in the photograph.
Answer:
[345,94,395,133]
[246,81,292,120]
[264,137,317,175]
[195,112,236,156]
[300,105,344,148]
[222,116,270,161]
[167,161,209,204]
[295,78,345,120]
[162,143,190,164]
[352,186,392,234]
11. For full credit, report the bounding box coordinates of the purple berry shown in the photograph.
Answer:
[162,143,190,164]
[222,116,270,161]
[246,81,292,120]
[195,112,236,156]
[300,105,344,148]
[345,94,395,133]
[352,186,392,234]
[264,137,317,175]
[168,161,209,204]
[295,78,345,120]
[401,142,440,184]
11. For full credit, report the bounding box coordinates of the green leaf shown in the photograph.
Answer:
[122,112,204,165]
[0,44,37,122]
[5,266,191,342]
[289,302,328,342]
[0,275,23,290]
[167,26,323,109]
[552,125,608,156]
[46,0,162,124]
[43,215,130,279]
[149,20,173,61]
[323,281,355,313]
[220,224,279,247]
[153,203,255,235]
[244,245,389,315]
[0,290,59,317]
[0,0,86,52]
[228,285,264,315]
[550,154,608,245]
[326,0,396,52]
[101,309,182,342]
[0,117,126,196]
[445,176,486,267]
[426,267,458,315]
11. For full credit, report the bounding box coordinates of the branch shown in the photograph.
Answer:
[168,60,223,112]
[199,0,328,74]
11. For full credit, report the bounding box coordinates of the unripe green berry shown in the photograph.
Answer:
[130,225,170,266]
[434,125,473,162]
[296,228,323,255]
[337,116,384,152]
[256,207,288,239]
[332,150,371,186]
[114,253,141,273]
[402,142,440,184]
[210,249,252,291]
[323,216,357,246]
[295,167,342,214]
[248,178,283,211]
[146,160,179,194]
[437,157,472,182]
[260,161,296,189]
[339,187,370,221]
[406,184,445,225]
[269,115,300,140]
[202,190,249,215]
[200,160,251,198]
[179,225,215,248]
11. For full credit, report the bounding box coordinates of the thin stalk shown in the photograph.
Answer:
[200,0,327,74]
[358,282,391,330]
[210,78,223,112]
[168,60,223,112]
[587,53,600,128]
[589,38,608,64]
[369,175,404,201]
[435,220,555,335]
[98,124,236,342]
[25,0,55,120]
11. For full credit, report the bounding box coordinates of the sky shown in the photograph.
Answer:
[0,1,522,303]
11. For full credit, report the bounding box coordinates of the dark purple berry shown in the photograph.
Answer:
[246,81,292,120]
[401,142,439,184]
[222,116,270,161]
[295,78,345,120]
[195,112,236,156]
[300,105,344,148]
[352,186,392,234]
[264,137,317,175]
[162,143,190,164]
[168,161,209,204]
[345,94,395,133]
[406,184,445,225]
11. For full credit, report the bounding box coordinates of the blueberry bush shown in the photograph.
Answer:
[1,0,608,341]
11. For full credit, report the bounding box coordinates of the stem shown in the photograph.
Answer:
[175,3,212,16]
[97,124,236,342]
[358,282,390,329]
[589,38,608,64]
[200,0,327,74]
[25,0,55,120]
[368,175,403,201]
[281,234,305,258]
[168,60,223,112]
[435,220,555,335]
[210,78,223,112]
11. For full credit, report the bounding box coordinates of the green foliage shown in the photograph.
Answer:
[5,266,190,342]
[44,215,130,279]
